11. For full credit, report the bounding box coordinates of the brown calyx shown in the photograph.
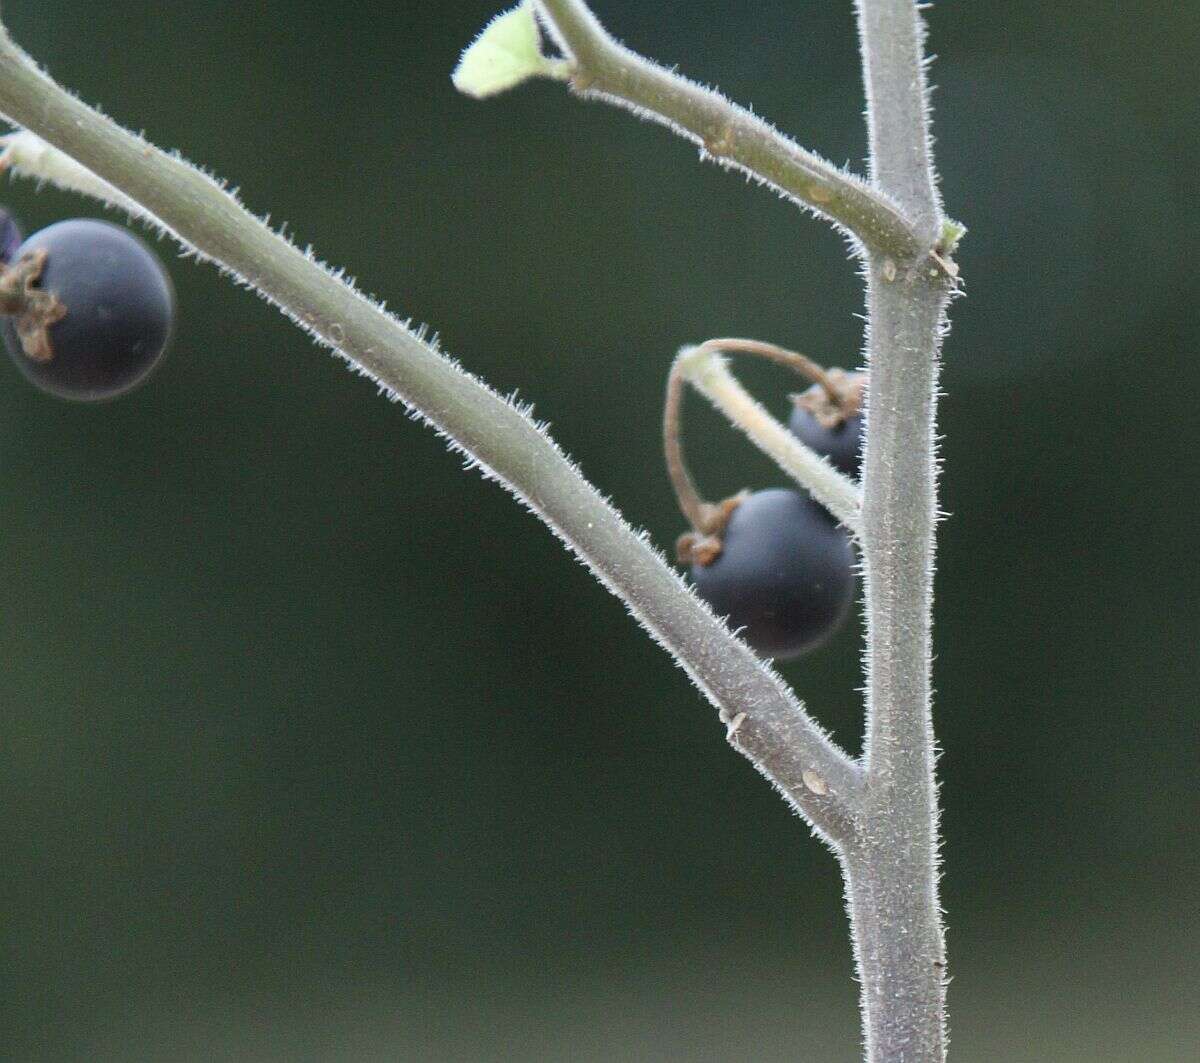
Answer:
[791,368,866,429]
[675,491,747,566]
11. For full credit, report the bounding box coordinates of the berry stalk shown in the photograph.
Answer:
[670,345,862,534]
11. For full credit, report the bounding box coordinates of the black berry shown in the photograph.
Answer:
[689,488,854,659]
[788,378,865,478]
[2,218,174,401]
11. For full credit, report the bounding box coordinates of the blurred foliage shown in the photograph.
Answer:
[1,1,1197,1059]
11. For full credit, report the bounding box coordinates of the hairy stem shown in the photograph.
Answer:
[0,23,866,843]
[851,0,951,1060]
[857,0,942,240]
[534,0,921,258]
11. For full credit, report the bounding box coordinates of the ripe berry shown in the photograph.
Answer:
[2,218,174,401]
[689,488,854,659]
[788,373,866,478]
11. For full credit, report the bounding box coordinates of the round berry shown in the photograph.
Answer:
[690,488,855,659]
[788,376,866,478]
[3,218,174,401]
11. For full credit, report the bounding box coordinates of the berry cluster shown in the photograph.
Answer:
[0,210,174,401]
[667,340,865,660]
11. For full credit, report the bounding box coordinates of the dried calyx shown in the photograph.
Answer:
[791,366,865,428]
[675,491,748,567]
[0,250,66,362]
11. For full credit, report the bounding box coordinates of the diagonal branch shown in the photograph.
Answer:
[0,23,866,843]
[534,0,921,259]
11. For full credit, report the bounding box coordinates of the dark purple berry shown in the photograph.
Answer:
[690,488,855,659]
[3,218,174,401]
[0,208,22,264]
[788,393,864,478]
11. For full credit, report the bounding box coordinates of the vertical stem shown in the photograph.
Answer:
[852,1,951,1060]
[0,19,867,843]
[852,268,948,1063]
[856,0,942,238]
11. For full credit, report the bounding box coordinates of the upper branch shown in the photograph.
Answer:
[534,0,922,259]
[0,23,865,843]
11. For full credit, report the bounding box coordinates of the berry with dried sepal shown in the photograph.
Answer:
[683,488,855,659]
[1,218,174,401]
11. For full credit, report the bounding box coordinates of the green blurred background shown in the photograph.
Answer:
[1,2,1196,1059]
